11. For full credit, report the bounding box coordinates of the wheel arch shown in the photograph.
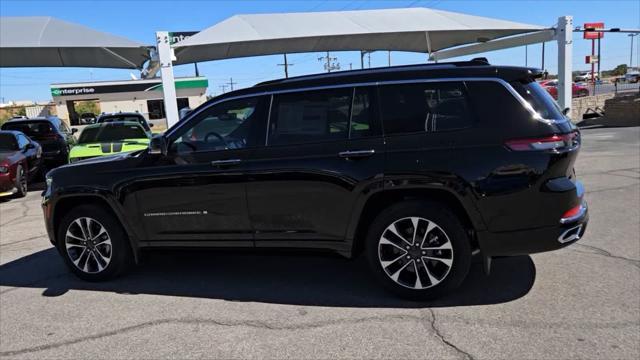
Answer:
[349,188,483,257]
[52,194,139,263]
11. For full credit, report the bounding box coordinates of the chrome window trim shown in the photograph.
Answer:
[165,77,566,139]
[265,94,274,146]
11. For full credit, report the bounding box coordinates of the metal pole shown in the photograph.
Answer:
[597,36,601,79]
[156,31,179,129]
[388,50,391,67]
[194,62,199,77]
[525,45,528,67]
[631,34,636,68]
[360,51,365,69]
[541,42,545,70]
[557,16,573,114]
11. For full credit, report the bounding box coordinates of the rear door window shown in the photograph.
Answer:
[268,88,351,146]
[378,82,473,135]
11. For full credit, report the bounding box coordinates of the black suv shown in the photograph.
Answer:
[42,61,588,299]
[2,117,76,169]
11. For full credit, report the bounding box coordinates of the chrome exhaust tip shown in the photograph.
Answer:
[558,224,583,244]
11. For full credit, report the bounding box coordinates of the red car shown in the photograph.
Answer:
[0,130,42,198]
[539,80,589,99]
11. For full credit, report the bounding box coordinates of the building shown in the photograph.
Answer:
[50,77,208,127]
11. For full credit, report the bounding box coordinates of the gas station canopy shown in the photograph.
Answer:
[0,16,149,69]
[173,7,545,64]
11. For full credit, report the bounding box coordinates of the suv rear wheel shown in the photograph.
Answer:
[56,205,132,281]
[365,200,471,300]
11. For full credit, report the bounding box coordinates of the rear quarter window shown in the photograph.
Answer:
[511,80,565,121]
[378,81,474,135]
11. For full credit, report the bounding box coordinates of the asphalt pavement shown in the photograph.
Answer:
[0,126,638,359]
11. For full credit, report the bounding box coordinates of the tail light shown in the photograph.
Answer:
[506,132,579,151]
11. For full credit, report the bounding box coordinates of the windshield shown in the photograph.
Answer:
[79,123,148,144]
[1,121,53,137]
[0,134,18,151]
[511,80,565,121]
[99,115,150,131]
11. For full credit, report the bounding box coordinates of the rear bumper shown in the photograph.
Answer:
[478,201,588,256]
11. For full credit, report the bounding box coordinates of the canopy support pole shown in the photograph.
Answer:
[557,16,573,115]
[157,31,179,128]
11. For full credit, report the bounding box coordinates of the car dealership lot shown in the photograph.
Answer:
[0,127,638,359]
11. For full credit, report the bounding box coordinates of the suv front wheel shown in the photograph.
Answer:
[56,205,132,281]
[365,200,471,300]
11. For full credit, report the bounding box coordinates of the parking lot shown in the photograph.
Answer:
[0,126,638,359]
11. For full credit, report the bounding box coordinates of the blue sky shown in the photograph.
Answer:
[1,0,639,102]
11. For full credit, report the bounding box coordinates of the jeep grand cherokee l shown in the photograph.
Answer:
[42,60,588,299]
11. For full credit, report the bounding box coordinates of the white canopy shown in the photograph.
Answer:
[0,17,149,69]
[173,7,544,64]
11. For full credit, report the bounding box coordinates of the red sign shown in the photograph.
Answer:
[584,22,604,39]
[585,55,599,64]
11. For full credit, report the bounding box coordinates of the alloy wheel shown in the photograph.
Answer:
[18,168,27,193]
[378,216,453,290]
[65,217,112,274]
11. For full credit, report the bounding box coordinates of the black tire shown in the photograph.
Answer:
[365,200,471,300]
[14,165,27,198]
[56,204,133,281]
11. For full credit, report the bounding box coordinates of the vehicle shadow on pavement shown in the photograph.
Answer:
[0,248,536,308]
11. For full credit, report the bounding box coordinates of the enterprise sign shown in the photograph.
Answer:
[50,78,208,97]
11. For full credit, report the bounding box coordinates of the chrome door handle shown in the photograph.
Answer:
[338,149,375,158]
[211,159,242,167]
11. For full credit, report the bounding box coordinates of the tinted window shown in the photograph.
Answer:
[0,134,18,151]
[269,88,351,146]
[172,97,259,153]
[512,80,565,120]
[2,121,54,137]
[100,115,150,131]
[350,87,375,139]
[79,124,148,143]
[379,82,473,134]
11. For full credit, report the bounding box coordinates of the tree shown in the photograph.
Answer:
[612,64,628,76]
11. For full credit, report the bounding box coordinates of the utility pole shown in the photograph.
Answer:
[318,51,340,72]
[360,50,374,69]
[368,52,371,68]
[630,34,639,69]
[219,84,228,93]
[349,63,353,70]
[525,45,528,67]
[388,51,391,67]
[226,77,237,91]
[277,54,294,78]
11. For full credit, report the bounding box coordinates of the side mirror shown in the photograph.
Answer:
[26,143,35,150]
[148,134,167,156]
[148,123,154,128]
[562,107,571,116]
[71,128,78,134]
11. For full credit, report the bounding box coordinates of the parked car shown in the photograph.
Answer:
[539,79,589,99]
[79,113,97,125]
[0,130,42,198]
[1,117,76,169]
[69,122,151,163]
[42,60,588,299]
[574,71,598,82]
[96,112,153,134]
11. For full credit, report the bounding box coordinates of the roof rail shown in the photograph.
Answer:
[253,59,492,87]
